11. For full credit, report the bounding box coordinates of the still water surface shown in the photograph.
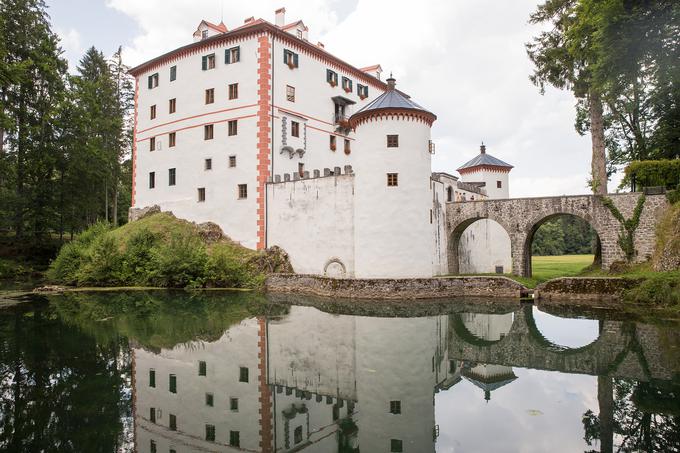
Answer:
[1,291,679,452]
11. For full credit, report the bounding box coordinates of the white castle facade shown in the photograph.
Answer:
[130,9,514,278]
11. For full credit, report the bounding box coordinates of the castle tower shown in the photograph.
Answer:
[349,76,437,278]
[457,143,513,200]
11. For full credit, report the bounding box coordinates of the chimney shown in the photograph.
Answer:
[244,16,254,24]
[386,73,396,90]
[275,7,286,27]
[317,41,325,49]
[480,142,486,154]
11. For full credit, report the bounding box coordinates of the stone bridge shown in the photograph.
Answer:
[446,192,668,277]
[448,305,680,382]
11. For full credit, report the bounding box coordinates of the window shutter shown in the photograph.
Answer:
[234,46,240,62]
[283,51,288,64]
[293,53,299,67]
[202,56,207,70]
[148,75,152,89]
[225,49,230,64]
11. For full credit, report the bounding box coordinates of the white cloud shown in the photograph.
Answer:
[55,27,83,73]
[107,0,605,197]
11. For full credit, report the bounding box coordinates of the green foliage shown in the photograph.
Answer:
[148,232,208,288]
[667,189,680,205]
[624,275,680,309]
[622,160,680,190]
[207,243,261,288]
[532,216,596,256]
[601,194,646,261]
[652,202,680,272]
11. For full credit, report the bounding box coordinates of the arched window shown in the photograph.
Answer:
[447,186,453,202]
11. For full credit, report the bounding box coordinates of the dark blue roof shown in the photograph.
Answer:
[353,85,434,117]
[457,150,513,171]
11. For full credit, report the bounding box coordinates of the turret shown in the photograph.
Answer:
[349,76,437,278]
[457,143,513,199]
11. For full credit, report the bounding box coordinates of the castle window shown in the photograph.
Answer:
[198,188,206,202]
[341,76,352,93]
[430,209,433,223]
[149,137,156,151]
[298,162,304,177]
[170,65,176,81]
[201,29,208,40]
[198,360,207,376]
[205,392,214,407]
[230,431,240,447]
[229,83,238,100]
[169,132,176,147]
[150,104,156,120]
[497,180,502,188]
[150,440,156,453]
[148,172,155,189]
[239,367,249,382]
[296,29,303,39]
[291,121,300,137]
[286,85,295,102]
[447,186,453,202]
[150,407,156,423]
[228,120,238,136]
[326,69,338,86]
[329,135,336,151]
[284,49,298,68]
[238,184,247,199]
[294,426,303,444]
[204,158,212,170]
[148,73,158,89]
[344,139,351,154]
[229,155,236,168]
[202,53,216,70]
[169,414,177,431]
[230,397,239,411]
[389,400,401,414]
[357,83,368,99]
[204,124,214,140]
[387,135,399,148]
[149,369,156,387]
[387,173,398,187]
[168,168,176,186]
[205,88,214,104]
[390,439,403,452]
[225,46,240,64]
[169,374,177,393]
[206,424,216,442]
[332,404,339,421]
[169,98,176,113]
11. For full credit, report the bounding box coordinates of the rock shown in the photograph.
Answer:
[197,222,225,243]
[128,205,161,222]
[33,285,67,294]
[249,246,294,274]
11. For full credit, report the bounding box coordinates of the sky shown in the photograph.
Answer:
[45,0,622,198]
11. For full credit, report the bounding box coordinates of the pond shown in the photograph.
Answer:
[1,291,679,452]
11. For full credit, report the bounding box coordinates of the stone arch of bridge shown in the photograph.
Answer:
[521,210,605,278]
[447,215,514,275]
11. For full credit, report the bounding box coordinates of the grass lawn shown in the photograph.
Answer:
[492,254,595,288]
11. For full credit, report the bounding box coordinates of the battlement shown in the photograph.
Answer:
[267,165,354,184]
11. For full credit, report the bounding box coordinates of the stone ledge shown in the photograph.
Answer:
[265,274,525,299]
[535,277,644,304]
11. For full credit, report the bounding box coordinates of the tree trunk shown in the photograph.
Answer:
[598,375,614,453]
[112,185,118,227]
[589,90,608,195]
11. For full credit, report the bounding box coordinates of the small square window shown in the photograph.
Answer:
[169,374,177,393]
[294,425,303,444]
[230,397,239,411]
[389,400,401,414]
[205,424,215,442]
[326,69,338,86]
[150,104,156,120]
[387,135,399,147]
[149,137,156,151]
[148,73,159,89]
[170,65,176,81]
[225,46,240,64]
[230,431,240,447]
[497,180,502,188]
[286,85,295,102]
[169,132,176,148]
[202,53,216,70]
[239,367,249,383]
[205,392,214,407]
[238,184,247,199]
[291,121,300,137]
[228,120,238,136]
[341,76,352,93]
[229,83,238,100]
[205,158,212,170]
[298,162,304,177]
[201,29,208,40]
[169,413,177,431]
[229,155,236,168]
[198,188,206,202]
[148,172,155,189]
[169,98,176,113]
[204,124,214,140]
[284,49,298,68]
[168,168,176,186]
[387,173,398,187]
[149,369,156,387]
[205,88,214,104]
[329,135,336,151]
[296,29,303,39]
[344,139,351,154]
[358,83,369,99]
[199,360,207,376]
[390,439,403,452]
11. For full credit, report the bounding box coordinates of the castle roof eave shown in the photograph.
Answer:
[457,152,513,172]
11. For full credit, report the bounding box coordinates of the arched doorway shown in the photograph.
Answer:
[448,218,512,275]
[523,214,602,278]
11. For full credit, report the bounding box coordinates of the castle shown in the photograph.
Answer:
[129,9,513,278]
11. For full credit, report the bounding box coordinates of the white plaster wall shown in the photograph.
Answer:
[353,118,434,278]
[267,175,355,276]
[133,318,260,450]
[458,219,512,274]
[460,312,514,341]
[134,37,261,248]
[459,168,510,199]
[431,179,449,276]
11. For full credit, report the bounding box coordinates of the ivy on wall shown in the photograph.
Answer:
[600,194,646,262]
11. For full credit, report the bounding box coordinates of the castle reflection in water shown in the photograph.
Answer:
[133,307,519,453]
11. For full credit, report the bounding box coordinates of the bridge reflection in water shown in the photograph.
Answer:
[132,303,680,453]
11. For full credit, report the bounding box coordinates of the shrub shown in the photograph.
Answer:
[624,275,680,309]
[149,232,209,288]
[120,228,158,285]
[47,222,111,284]
[622,160,680,190]
[75,233,123,286]
[207,243,262,288]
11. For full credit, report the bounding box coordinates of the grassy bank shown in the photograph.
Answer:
[47,213,290,289]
